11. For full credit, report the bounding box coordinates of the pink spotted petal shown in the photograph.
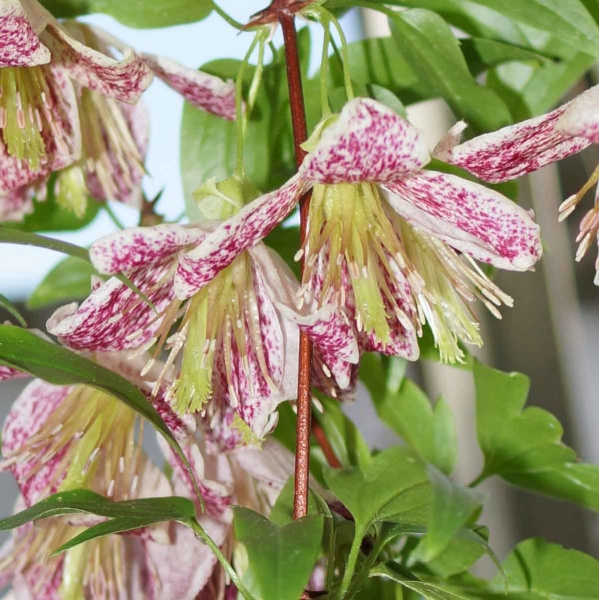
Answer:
[1,380,72,505]
[0,178,45,222]
[43,23,153,103]
[175,175,305,299]
[85,99,149,208]
[434,109,591,184]
[0,364,28,381]
[300,98,430,184]
[0,0,50,66]
[142,54,236,121]
[46,262,175,352]
[557,85,599,144]
[90,224,205,274]
[384,171,542,270]
[146,519,226,600]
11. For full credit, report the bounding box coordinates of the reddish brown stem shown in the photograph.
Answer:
[277,8,314,521]
[312,421,343,469]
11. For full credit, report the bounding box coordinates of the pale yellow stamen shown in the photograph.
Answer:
[171,253,277,416]
[78,88,144,201]
[0,66,64,170]
[301,182,416,347]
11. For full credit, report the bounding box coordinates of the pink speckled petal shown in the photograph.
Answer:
[0,182,39,222]
[146,519,226,600]
[0,0,50,66]
[557,85,599,144]
[90,224,205,274]
[0,364,28,381]
[300,98,430,184]
[43,23,153,103]
[384,171,542,270]
[232,438,294,489]
[434,108,591,184]
[1,380,72,504]
[47,262,175,352]
[85,99,149,208]
[175,175,304,299]
[142,54,236,121]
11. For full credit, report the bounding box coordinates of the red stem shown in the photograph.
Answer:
[278,8,314,521]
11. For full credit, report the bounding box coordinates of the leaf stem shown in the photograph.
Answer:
[319,14,333,117]
[278,7,314,521]
[188,518,256,600]
[211,0,244,30]
[322,8,354,101]
[338,525,364,598]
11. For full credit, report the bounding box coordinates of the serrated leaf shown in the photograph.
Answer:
[27,256,95,310]
[360,355,457,475]
[0,293,26,326]
[0,326,198,499]
[233,507,323,600]
[388,9,512,131]
[466,0,599,57]
[41,0,212,27]
[472,360,599,512]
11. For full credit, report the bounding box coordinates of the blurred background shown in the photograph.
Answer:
[1,0,598,577]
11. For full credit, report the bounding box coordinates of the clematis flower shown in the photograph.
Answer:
[46,216,350,443]
[171,98,542,363]
[0,4,236,217]
[434,85,599,284]
[0,352,229,599]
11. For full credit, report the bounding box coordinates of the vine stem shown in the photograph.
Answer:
[277,6,314,521]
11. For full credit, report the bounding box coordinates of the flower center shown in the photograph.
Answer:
[301,182,415,346]
[0,66,57,170]
[6,385,142,500]
[78,88,144,201]
[171,253,276,415]
[399,220,513,363]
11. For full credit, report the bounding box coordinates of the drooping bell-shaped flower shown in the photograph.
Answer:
[174,98,542,363]
[47,180,350,442]
[434,85,599,284]
[0,352,228,599]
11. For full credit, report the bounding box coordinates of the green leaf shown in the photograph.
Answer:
[389,9,512,131]
[424,530,488,578]
[480,538,599,598]
[269,477,327,526]
[360,354,457,475]
[460,38,550,76]
[419,466,484,561]
[0,227,90,262]
[371,562,470,599]
[313,395,371,469]
[0,489,194,529]
[0,325,198,499]
[472,360,599,512]
[27,256,95,310]
[233,507,324,600]
[41,0,212,27]
[0,294,26,326]
[465,0,599,57]
[323,446,431,531]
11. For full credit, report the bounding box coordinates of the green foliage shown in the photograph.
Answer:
[0,293,26,326]
[0,489,196,555]
[389,9,512,132]
[360,354,458,475]
[233,507,324,600]
[40,0,212,27]
[27,256,94,309]
[472,360,599,511]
